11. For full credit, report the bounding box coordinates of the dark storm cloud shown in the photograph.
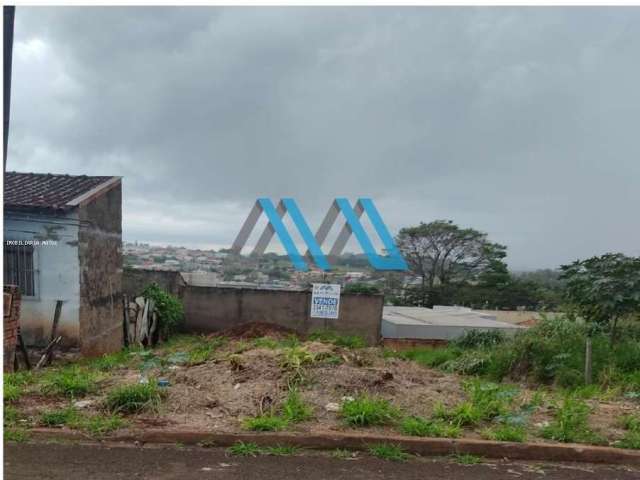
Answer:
[8,7,640,269]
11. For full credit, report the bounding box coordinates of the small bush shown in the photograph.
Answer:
[105,383,164,414]
[620,414,640,432]
[340,395,401,427]
[343,283,380,295]
[41,367,99,398]
[482,424,526,442]
[400,416,461,438]
[242,414,288,432]
[368,443,409,461]
[281,389,313,423]
[141,283,184,337]
[619,432,640,450]
[541,396,598,443]
[4,383,21,403]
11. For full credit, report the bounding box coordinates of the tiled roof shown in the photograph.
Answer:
[4,171,117,211]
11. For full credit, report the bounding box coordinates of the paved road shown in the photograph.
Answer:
[4,442,640,480]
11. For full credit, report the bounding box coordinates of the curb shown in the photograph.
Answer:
[28,428,640,466]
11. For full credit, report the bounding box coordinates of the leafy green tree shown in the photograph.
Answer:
[396,220,507,306]
[560,253,640,344]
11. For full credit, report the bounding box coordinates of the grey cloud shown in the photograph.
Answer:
[8,7,640,269]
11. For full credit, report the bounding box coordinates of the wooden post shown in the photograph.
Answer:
[45,300,63,366]
[585,336,593,385]
[122,294,130,348]
[17,329,31,370]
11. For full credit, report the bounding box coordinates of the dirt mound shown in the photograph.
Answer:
[209,322,298,340]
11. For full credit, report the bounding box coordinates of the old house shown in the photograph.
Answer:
[3,172,123,356]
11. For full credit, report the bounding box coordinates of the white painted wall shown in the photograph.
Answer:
[4,211,81,346]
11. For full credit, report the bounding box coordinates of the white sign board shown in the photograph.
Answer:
[310,283,341,319]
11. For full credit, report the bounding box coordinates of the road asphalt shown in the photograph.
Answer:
[4,441,640,480]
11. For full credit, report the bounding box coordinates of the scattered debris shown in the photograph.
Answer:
[325,402,340,412]
[73,400,94,409]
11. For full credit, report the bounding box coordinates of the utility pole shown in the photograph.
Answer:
[4,5,15,172]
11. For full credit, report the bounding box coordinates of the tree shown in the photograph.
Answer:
[560,253,640,344]
[396,220,507,306]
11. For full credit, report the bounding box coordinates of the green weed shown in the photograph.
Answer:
[262,445,299,456]
[41,367,100,398]
[340,395,401,427]
[227,441,262,456]
[368,443,409,461]
[400,416,461,438]
[482,424,527,442]
[308,330,366,349]
[242,414,288,432]
[104,383,164,414]
[451,453,483,465]
[281,389,313,423]
[40,406,80,427]
[4,428,29,442]
[540,396,599,443]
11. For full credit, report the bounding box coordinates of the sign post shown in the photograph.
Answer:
[310,283,341,320]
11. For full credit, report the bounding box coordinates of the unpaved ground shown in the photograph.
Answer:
[9,328,639,445]
[5,442,640,480]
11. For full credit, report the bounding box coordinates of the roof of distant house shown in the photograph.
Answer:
[4,171,120,212]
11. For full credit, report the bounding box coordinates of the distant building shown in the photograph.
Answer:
[3,172,123,355]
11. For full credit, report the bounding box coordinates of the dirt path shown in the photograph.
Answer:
[4,442,639,480]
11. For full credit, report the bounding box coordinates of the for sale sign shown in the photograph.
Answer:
[310,283,341,319]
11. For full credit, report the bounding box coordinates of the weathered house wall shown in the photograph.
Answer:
[77,182,123,356]
[183,286,383,345]
[3,211,81,346]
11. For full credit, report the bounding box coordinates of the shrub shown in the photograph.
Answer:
[399,416,461,438]
[340,395,401,427]
[141,283,184,337]
[343,283,380,295]
[242,414,288,432]
[105,383,164,414]
[41,367,99,398]
[367,443,409,461]
[281,389,313,423]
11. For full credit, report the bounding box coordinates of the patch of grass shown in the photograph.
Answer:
[4,405,19,426]
[281,389,313,423]
[433,381,518,427]
[104,382,164,414]
[227,441,263,456]
[540,395,599,443]
[385,346,462,368]
[451,453,483,465]
[4,383,22,402]
[75,414,126,436]
[341,395,401,427]
[280,346,316,386]
[253,337,279,349]
[84,349,137,371]
[242,414,288,432]
[40,366,100,398]
[4,428,29,442]
[308,330,366,349]
[187,343,217,365]
[40,406,80,427]
[619,414,640,432]
[482,424,527,442]
[400,416,461,438]
[368,443,409,461]
[618,432,640,450]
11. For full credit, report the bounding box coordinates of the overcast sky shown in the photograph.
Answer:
[8,7,640,270]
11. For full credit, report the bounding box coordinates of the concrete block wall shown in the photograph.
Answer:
[183,285,383,345]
